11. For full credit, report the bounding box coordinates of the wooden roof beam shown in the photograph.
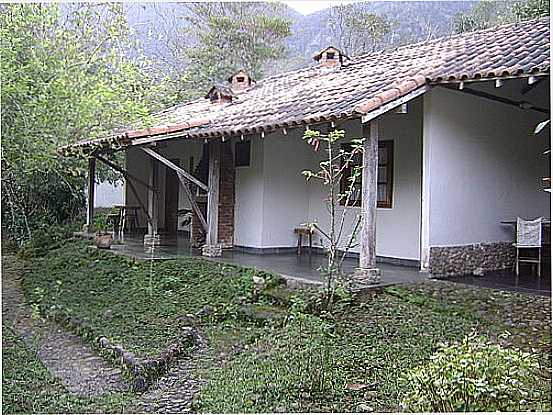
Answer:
[440,84,549,114]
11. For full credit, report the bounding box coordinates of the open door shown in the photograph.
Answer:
[164,159,180,234]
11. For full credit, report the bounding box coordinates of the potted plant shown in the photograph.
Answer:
[93,213,113,249]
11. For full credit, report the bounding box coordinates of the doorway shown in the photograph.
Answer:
[164,159,180,234]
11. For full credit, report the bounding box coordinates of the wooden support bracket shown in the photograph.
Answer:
[127,179,153,227]
[177,173,208,233]
[141,147,209,192]
[95,154,156,193]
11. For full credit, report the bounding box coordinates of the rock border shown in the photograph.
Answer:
[37,305,200,391]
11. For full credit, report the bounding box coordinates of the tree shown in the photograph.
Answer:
[170,2,293,100]
[302,128,365,308]
[454,0,549,34]
[511,0,550,20]
[328,3,394,56]
[1,3,170,244]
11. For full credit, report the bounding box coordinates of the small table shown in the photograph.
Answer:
[294,227,314,256]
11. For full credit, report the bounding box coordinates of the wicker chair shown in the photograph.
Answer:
[515,217,543,277]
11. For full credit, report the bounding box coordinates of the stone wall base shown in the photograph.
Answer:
[202,244,222,257]
[429,241,515,277]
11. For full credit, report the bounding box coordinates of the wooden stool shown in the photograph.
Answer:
[120,206,139,233]
[294,227,314,255]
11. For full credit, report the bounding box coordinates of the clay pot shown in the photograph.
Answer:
[94,233,113,249]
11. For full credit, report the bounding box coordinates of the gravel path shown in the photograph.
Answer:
[133,336,208,413]
[2,254,129,397]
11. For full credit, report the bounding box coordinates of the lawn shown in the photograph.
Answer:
[9,238,553,413]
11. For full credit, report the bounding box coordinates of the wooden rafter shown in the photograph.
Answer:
[140,147,208,233]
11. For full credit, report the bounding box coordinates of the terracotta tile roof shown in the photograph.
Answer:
[65,17,549,150]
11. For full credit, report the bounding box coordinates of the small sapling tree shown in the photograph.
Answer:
[302,127,365,307]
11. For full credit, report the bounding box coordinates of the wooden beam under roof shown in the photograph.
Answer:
[440,84,549,114]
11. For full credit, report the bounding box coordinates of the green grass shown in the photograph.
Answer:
[11,238,553,413]
[193,284,551,413]
[21,239,281,357]
[1,322,134,414]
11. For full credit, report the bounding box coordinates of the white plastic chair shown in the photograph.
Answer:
[515,217,543,277]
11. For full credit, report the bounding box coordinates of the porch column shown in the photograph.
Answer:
[203,141,222,257]
[85,156,96,234]
[354,120,381,285]
[144,155,160,245]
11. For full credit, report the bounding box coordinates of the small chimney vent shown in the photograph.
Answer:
[205,85,234,104]
[228,69,255,91]
[313,46,348,68]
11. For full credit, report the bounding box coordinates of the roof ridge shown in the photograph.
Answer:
[348,16,550,66]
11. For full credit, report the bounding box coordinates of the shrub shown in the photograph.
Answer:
[400,334,541,412]
[18,224,75,259]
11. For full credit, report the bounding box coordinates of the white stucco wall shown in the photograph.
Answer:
[304,101,423,261]
[236,102,423,261]
[234,137,265,247]
[261,129,313,247]
[421,83,550,263]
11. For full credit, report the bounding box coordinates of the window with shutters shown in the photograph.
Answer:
[340,140,394,208]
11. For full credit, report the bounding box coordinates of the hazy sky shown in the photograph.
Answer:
[281,0,356,15]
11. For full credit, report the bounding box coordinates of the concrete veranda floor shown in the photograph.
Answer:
[443,268,551,297]
[103,232,551,295]
[107,232,427,288]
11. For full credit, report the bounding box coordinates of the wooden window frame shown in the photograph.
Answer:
[234,140,251,167]
[340,140,394,208]
[377,140,394,208]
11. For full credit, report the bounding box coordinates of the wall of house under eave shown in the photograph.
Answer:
[422,86,550,250]
[260,128,313,248]
[240,100,424,261]
[234,136,265,247]
[304,101,423,261]
[125,139,204,231]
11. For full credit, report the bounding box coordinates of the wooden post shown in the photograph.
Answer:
[145,156,160,245]
[354,119,381,285]
[85,156,96,233]
[203,141,221,257]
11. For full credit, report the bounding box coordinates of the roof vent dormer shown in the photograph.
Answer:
[228,69,254,91]
[313,46,348,68]
[205,85,234,104]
